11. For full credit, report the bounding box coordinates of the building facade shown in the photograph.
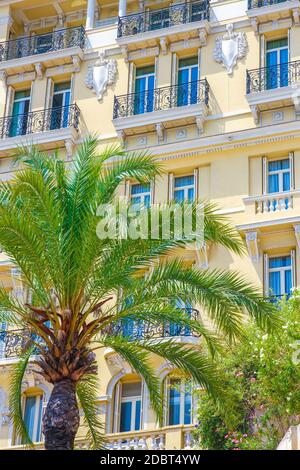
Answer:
[0,0,300,450]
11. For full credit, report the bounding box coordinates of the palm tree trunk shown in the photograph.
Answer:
[43,379,79,450]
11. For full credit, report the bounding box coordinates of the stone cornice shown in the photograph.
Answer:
[237,216,300,232]
[137,120,300,160]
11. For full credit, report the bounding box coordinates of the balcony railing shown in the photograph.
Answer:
[8,426,196,450]
[253,192,293,213]
[0,26,86,62]
[0,104,80,139]
[0,329,32,359]
[113,79,209,119]
[248,0,288,9]
[107,308,201,341]
[246,60,300,93]
[117,0,210,38]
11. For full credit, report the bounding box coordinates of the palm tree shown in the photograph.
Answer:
[0,137,279,450]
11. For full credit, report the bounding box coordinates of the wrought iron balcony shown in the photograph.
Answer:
[248,0,288,9]
[0,329,33,359]
[113,79,209,119]
[0,104,80,139]
[107,308,201,341]
[0,26,86,62]
[246,60,300,93]
[117,0,210,38]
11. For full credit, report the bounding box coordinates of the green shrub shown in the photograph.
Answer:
[194,293,300,450]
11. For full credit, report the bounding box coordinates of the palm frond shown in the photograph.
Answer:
[138,339,224,402]
[76,374,104,450]
[99,151,161,204]
[8,348,34,448]
[0,287,27,327]
[135,260,281,340]
[204,202,245,255]
[108,303,222,358]
[101,335,163,421]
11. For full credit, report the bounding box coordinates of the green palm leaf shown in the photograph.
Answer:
[76,374,104,450]
[9,348,34,448]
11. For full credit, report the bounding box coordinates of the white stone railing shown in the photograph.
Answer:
[76,425,196,450]
[107,432,165,450]
[277,424,300,450]
[244,191,298,214]
[183,429,197,449]
[2,426,196,450]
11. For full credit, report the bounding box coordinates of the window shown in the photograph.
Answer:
[266,38,288,89]
[166,377,192,426]
[130,183,151,209]
[50,81,71,130]
[9,89,31,137]
[134,66,155,115]
[177,57,199,106]
[268,158,290,193]
[22,394,44,443]
[268,255,293,301]
[174,175,195,202]
[119,382,142,432]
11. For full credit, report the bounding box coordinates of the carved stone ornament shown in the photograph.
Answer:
[213,23,248,75]
[85,52,117,100]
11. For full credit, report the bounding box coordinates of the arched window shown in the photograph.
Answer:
[20,391,44,443]
[113,380,143,433]
[165,375,192,426]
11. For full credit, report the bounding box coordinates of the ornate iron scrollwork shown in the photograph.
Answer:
[246,61,300,93]
[113,79,209,119]
[0,329,33,359]
[0,26,86,62]
[247,0,287,9]
[117,0,210,38]
[0,104,80,139]
[106,308,201,341]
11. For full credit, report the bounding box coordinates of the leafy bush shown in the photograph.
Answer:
[194,293,300,450]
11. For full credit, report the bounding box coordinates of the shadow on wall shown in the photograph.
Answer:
[208,85,224,134]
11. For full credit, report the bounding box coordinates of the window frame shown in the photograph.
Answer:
[134,65,155,95]
[178,56,199,83]
[266,38,288,62]
[267,158,291,194]
[130,182,151,209]
[173,174,195,203]
[265,251,295,300]
[265,37,289,89]
[18,393,44,444]
[114,380,144,433]
[262,153,294,195]
[165,376,193,427]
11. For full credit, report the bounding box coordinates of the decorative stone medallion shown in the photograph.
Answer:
[85,52,117,101]
[213,23,248,75]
